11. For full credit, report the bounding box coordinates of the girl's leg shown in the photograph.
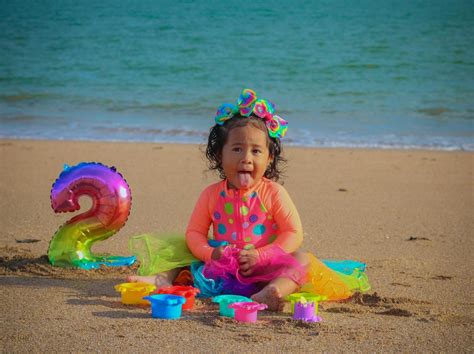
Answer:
[127,267,183,289]
[251,276,299,311]
[251,251,310,311]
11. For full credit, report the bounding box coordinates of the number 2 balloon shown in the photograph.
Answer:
[48,162,136,269]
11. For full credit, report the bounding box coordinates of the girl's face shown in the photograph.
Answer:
[221,124,272,190]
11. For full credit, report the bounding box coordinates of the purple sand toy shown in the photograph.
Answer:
[286,292,327,313]
[293,300,322,322]
[228,302,268,323]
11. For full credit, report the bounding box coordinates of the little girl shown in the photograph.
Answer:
[185,88,308,310]
[129,89,370,310]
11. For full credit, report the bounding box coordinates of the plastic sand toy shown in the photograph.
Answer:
[154,286,200,310]
[143,294,186,319]
[286,292,327,314]
[228,302,267,323]
[293,299,322,322]
[115,282,156,305]
[212,295,253,317]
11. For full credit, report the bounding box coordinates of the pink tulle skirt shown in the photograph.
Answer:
[199,246,306,296]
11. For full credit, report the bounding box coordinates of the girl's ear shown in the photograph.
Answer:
[267,155,273,169]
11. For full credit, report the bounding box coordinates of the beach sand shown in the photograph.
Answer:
[1,139,472,352]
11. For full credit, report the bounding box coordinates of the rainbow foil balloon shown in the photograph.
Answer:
[48,162,136,269]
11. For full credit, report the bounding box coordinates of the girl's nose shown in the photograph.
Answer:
[241,150,252,164]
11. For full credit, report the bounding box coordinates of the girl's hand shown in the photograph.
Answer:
[211,246,226,260]
[238,249,259,276]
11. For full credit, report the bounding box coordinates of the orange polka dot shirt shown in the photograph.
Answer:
[185,178,303,262]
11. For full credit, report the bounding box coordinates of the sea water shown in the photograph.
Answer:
[1,0,473,150]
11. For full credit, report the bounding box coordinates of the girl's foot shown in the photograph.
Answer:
[126,275,156,284]
[126,274,172,288]
[251,284,284,311]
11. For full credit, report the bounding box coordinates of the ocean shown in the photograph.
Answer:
[1,0,473,150]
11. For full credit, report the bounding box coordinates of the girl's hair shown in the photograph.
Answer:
[205,114,286,182]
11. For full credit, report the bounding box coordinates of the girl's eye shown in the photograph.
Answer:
[232,147,242,153]
[253,149,262,154]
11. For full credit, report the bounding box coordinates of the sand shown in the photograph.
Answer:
[0,139,473,352]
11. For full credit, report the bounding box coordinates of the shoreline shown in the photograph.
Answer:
[1,136,472,152]
[1,138,472,352]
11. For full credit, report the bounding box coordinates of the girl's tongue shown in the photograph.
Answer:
[238,172,252,188]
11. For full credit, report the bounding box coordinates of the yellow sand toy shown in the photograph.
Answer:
[115,282,156,305]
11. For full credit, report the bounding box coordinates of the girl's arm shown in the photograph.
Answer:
[185,187,214,262]
[258,184,303,260]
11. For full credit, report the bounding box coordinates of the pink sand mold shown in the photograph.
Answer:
[228,302,268,323]
[293,301,322,322]
[212,295,253,317]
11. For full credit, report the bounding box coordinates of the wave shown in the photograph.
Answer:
[0,92,216,116]
[339,63,380,70]
[416,107,451,117]
[1,129,472,151]
[92,125,208,139]
[0,92,59,102]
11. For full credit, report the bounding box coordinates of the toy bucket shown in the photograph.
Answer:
[286,292,327,314]
[154,286,200,310]
[228,302,267,323]
[143,294,186,319]
[114,282,156,305]
[293,300,322,322]
[212,295,253,317]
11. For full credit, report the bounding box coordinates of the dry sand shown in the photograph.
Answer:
[0,139,473,352]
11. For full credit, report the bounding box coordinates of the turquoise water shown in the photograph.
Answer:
[1,0,473,150]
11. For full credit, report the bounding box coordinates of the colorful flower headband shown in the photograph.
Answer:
[214,89,288,139]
